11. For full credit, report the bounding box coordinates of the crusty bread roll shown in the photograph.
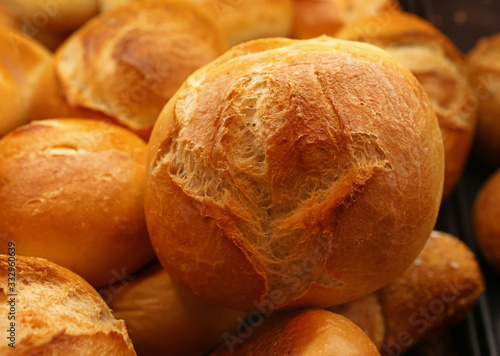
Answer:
[291,0,399,39]
[1,0,98,32]
[211,309,380,355]
[145,36,445,312]
[102,261,247,356]
[98,0,293,47]
[0,119,155,287]
[28,0,227,139]
[473,169,500,274]
[467,33,500,166]
[337,12,477,197]
[0,255,136,355]
[330,231,485,352]
[0,27,51,136]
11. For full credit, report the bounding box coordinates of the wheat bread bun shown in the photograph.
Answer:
[291,0,399,39]
[467,33,500,166]
[102,261,246,356]
[473,169,500,274]
[330,231,485,352]
[211,309,380,355]
[28,0,227,139]
[0,27,51,136]
[145,36,445,312]
[0,255,136,355]
[1,0,98,32]
[98,0,293,47]
[337,12,477,197]
[0,119,155,287]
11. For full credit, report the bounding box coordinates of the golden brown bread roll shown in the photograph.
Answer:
[28,0,227,139]
[0,119,155,287]
[473,169,500,274]
[330,231,485,353]
[0,3,17,28]
[0,255,136,355]
[212,309,380,355]
[0,27,51,136]
[337,12,477,198]
[145,36,445,312]
[98,0,293,46]
[467,33,500,166]
[102,261,247,356]
[291,0,399,39]
[1,0,98,32]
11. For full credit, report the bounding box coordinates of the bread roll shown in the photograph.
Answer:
[0,3,17,29]
[0,27,51,136]
[0,255,136,355]
[211,309,380,355]
[473,169,500,274]
[337,12,477,197]
[291,0,399,39]
[1,0,98,32]
[28,0,227,139]
[102,261,247,356]
[98,0,293,46]
[0,119,155,287]
[330,231,485,352]
[146,36,445,312]
[467,33,500,166]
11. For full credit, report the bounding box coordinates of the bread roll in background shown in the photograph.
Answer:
[0,119,155,287]
[330,231,485,353]
[211,309,380,355]
[291,0,399,39]
[0,255,136,355]
[102,261,247,356]
[146,36,445,312]
[473,169,500,274]
[0,27,51,136]
[98,0,293,46]
[1,0,98,32]
[467,33,500,166]
[337,12,477,198]
[28,0,227,139]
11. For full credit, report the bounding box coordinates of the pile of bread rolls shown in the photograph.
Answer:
[0,0,497,354]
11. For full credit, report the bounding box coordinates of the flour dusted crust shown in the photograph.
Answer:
[146,36,444,311]
[0,255,136,355]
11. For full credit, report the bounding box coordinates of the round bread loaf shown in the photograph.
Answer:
[145,37,445,311]
[98,0,293,47]
[28,0,227,139]
[0,119,155,287]
[211,309,380,355]
[0,27,51,136]
[337,12,477,197]
[102,261,247,356]
[467,33,500,166]
[291,0,399,39]
[473,169,500,274]
[1,0,98,32]
[0,255,136,355]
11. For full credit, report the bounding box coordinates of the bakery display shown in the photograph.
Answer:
[103,262,247,356]
[0,119,155,287]
[331,231,485,352]
[291,0,399,39]
[0,27,51,136]
[337,12,477,198]
[28,0,227,139]
[146,36,444,312]
[467,33,500,166]
[211,309,380,355]
[473,168,500,274]
[98,0,293,46]
[0,255,136,355]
